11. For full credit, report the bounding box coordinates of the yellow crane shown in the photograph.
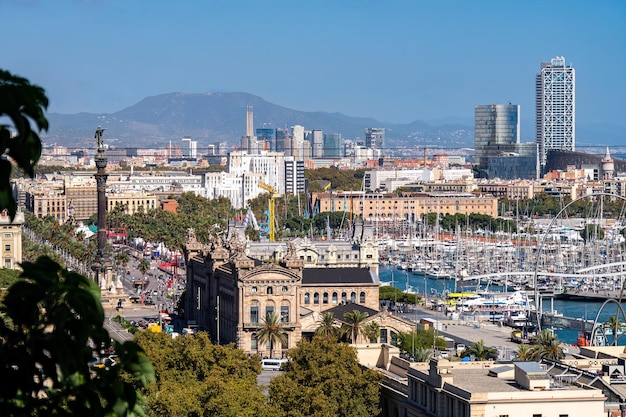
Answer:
[259,182,279,242]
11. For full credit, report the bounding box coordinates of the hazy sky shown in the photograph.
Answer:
[2,0,625,127]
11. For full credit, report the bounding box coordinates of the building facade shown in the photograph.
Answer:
[284,159,305,195]
[184,221,415,357]
[0,211,24,270]
[365,127,385,150]
[536,56,575,170]
[312,192,499,220]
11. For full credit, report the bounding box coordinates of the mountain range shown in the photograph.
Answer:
[42,92,622,151]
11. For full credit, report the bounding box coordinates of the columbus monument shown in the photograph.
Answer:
[92,126,123,298]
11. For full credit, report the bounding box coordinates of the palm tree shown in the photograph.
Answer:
[513,344,532,361]
[256,311,288,358]
[604,315,623,346]
[413,347,433,362]
[314,312,340,340]
[529,329,564,361]
[341,310,369,344]
[461,339,498,361]
[363,321,380,343]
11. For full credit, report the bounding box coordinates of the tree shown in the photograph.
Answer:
[314,311,340,340]
[136,331,275,417]
[0,70,48,220]
[341,310,369,344]
[513,344,532,361]
[256,311,288,358]
[0,257,155,416]
[580,224,605,242]
[529,329,565,361]
[412,347,433,362]
[363,321,380,343]
[138,258,150,277]
[604,315,623,346]
[396,329,447,358]
[461,339,498,361]
[269,337,381,417]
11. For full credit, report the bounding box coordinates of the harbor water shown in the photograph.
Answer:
[379,266,626,345]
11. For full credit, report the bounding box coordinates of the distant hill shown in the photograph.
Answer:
[42,92,623,150]
[43,92,473,150]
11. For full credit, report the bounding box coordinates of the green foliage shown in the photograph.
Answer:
[256,311,288,358]
[0,268,21,289]
[305,168,366,192]
[108,192,234,252]
[0,70,48,219]
[461,339,498,360]
[528,329,564,361]
[396,329,447,357]
[580,224,605,242]
[314,312,340,340]
[379,285,419,304]
[269,337,381,417]
[513,344,532,361]
[340,310,369,344]
[138,259,150,277]
[0,257,155,416]
[136,332,274,417]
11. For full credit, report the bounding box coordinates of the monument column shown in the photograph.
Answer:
[92,126,114,293]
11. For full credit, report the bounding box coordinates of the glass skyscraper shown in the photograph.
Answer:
[474,104,520,169]
[536,56,575,169]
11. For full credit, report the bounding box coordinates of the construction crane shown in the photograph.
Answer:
[323,181,331,192]
[259,182,279,242]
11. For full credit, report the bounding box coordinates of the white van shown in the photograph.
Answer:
[261,359,287,371]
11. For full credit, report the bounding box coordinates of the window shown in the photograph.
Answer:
[251,286,257,293]
[341,292,347,303]
[280,305,289,323]
[251,334,257,350]
[281,333,289,349]
[360,292,366,303]
[337,254,341,260]
[4,244,10,252]
[282,286,288,293]
[250,305,259,323]
[304,293,310,304]
[4,233,10,238]
[4,259,11,269]
[350,292,356,303]
[306,255,312,262]
[332,292,337,304]
[323,292,328,304]
[266,305,274,318]
[267,286,273,295]
[313,293,319,304]
[380,328,388,344]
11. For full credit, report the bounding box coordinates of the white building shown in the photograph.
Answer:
[227,151,286,195]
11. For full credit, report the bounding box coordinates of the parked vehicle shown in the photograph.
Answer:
[261,358,288,371]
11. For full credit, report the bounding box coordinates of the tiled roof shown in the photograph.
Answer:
[302,268,376,285]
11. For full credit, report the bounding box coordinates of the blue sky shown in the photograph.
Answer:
[2,0,625,131]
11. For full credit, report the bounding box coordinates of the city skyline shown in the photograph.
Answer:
[2,1,624,129]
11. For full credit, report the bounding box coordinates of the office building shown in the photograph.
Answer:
[285,159,305,195]
[181,136,198,159]
[365,128,385,150]
[256,128,275,151]
[474,104,520,169]
[536,56,575,170]
[323,133,342,158]
[308,130,324,158]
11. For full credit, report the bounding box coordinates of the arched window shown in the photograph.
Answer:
[267,286,273,295]
[313,293,319,304]
[282,286,288,292]
[251,333,258,350]
[251,286,257,293]
[280,304,290,323]
[304,292,310,304]
[351,292,356,303]
[341,292,347,303]
[323,292,329,304]
[250,302,259,324]
[360,292,366,303]
[332,292,338,304]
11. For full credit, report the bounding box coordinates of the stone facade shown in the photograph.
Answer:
[184,221,414,357]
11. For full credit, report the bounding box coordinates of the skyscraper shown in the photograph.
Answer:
[323,133,342,158]
[536,56,575,170]
[364,128,385,150]
[474,104,520,169]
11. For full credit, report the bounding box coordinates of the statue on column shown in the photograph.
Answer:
[95,125,106,150]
